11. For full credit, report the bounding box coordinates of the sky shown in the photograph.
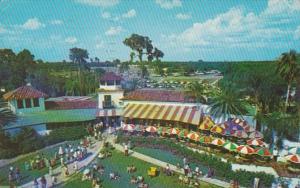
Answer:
[0,0,300,62]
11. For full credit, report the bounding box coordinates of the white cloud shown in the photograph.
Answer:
[264,0,300,14]
[105,26,123,36]
[65,36,78,44]
[122,9,136,18]
[22,18,45,30]
[176,13,191,20]
[155,0,181,9]
[50,19,63,25]
[101,11,111,19]
[294,26,300,39]
[75,0,119,7]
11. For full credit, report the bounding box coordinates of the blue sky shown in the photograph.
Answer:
[0,0,300,62]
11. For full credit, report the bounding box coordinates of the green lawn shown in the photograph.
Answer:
[62,150,219,188]
[0,140,79,186]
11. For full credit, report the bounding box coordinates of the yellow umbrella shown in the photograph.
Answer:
[199,116,215,130]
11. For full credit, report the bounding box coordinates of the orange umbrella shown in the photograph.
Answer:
[187,132,200,141]
[247,138,266,147]
[169,128,180,135]
[199,136,213,144]
[210,125,224,134]
[199,116,215,130]
[145,126,157,133]
[211,138,226,146]
[237,145,255,154]
[285,154,300,164]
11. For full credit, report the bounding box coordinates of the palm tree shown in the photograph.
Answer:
[119,62,130,73]
[276,50,298,109]
[187,82,208,110]
[0,100,16,129]
[209,88,248,122]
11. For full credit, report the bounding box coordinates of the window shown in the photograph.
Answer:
[17,100,24,109]
[116,80,121,85]
[33,98,39,107]
[100,81,105,85]
[25,99,31,108]
[106,80,114,85]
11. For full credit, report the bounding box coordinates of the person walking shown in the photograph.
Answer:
[33,178,39,188]
[124,144,129,156]
[40,176,47,188]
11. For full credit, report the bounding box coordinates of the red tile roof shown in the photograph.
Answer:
[122,89,195,103]
[45,96,97,110]
[3,85,48,100]
[100,72,122,81]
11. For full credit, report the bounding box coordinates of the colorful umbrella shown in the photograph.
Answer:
[247,138,266,147]
[249,131,263,139]
[169,128,180,135]
[285,154,300,164]
[199,116,215,130]
[199,136,213,144]
[233,130,248,139]
[222,128,236,136]
[255,148,272,157]
[223,141,238,152]
[122,124,135,132]
[187,132,200,141]
[288,147,300,155]
[179,129,189,138]
[218,123,228,129]
[145,126,157,133]
[211,138,225,146]
[237,145,255,154]
[210,125,224,134]
[157,127,168,135]
[227,122,244,131]
[243,125,255,133]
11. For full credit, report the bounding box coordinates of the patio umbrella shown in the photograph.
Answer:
[83,168,90,175]
[146,126,157,133]
[227,121,244,131]
[179,129,189,138]
[288,147,300,155]
[199,116,215,130]
[285,154,300,164]
[199,135,213,144]
[255,148,272,157]
[237,145,255,155]
[222,128,236,136]
[243,125,255,133]
[211,138,226,146]
[210,125,224,134]
[169,127,180,135]
[122,124,135,132]
[157,127,169,135]
[233,130,248,139]
[247,138,266,147]
[249,131,263,139]
[187,132,200,141]
[218,123,228,129]
[223,141,238,152]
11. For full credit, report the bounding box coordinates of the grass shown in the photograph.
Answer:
[0,140,79,186]
[62,150,219,188]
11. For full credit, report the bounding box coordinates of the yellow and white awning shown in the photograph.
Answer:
[123,104,202,125]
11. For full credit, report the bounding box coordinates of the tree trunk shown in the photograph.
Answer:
[285,84,291,110]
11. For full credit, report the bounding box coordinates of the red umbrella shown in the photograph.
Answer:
[122,124,135,132]
[145,126,157,133]
[255,148,272,157]
[169,128,180,135]
[285,154,300,164]
[237,145,255,154]
[247,138,266,147]
[211,138,225,146]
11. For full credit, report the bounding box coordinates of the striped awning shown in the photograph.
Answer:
[97,108,122,117]
[123,104,202,125]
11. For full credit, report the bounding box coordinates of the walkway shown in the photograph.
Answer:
[112,142,232,188]
[20,138,104,188]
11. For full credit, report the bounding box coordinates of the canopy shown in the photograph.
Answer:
[199,116,215,130]
[211,138,225,146]
[199,136,213,144]
[285,154,300,164]
[247,138,266,147]
[288,147,300,155]
[123,104,202,125]
[255,148,272,157]
[237,145,255,154]
[145,126,157,133]
[187,132,200,141]
[223,141,238,152]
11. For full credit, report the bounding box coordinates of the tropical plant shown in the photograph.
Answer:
[276,50,298,109]
[209,87,248,121]
[187,82,208,109]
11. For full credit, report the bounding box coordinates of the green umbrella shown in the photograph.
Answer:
[199,136,213,144]
[223,141,238,152]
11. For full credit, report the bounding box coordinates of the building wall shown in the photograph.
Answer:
[10,98,46,114]
[98,91,124,109]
